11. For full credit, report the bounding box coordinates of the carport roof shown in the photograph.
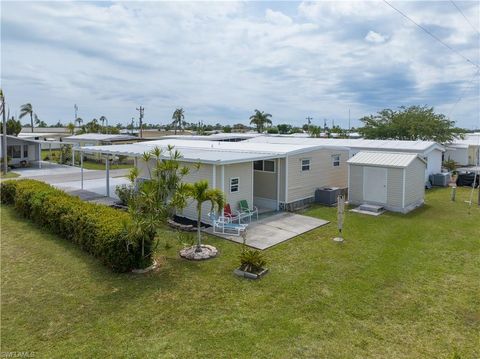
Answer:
[78,139,348,165]
[347,151,426,168]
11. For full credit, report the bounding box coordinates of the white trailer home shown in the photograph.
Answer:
[347,151,426,213]
[79,139,349,222]
[244,136,444,181]
[0,135,42,167]
[444,134,480,166]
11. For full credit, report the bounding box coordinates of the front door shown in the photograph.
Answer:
[363,167,387,204]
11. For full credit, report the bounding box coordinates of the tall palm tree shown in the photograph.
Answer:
[19,103,34,132]
[249,109,272,133]
[171,108,185,135]
[186,180,224,252]
[99,115,107,133]
[75,117,83,127]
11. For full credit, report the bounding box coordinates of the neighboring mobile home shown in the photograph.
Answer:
[79,139,349,222]
[0,135,42,167]
[347,151,426,213]
[444,133,480,166]
[244,136,444,181]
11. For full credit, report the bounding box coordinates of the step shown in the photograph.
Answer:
[359,204,385,213]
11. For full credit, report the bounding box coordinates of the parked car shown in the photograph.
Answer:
[456,172,479,188]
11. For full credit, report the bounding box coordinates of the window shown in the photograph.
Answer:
[332,154,340,167]
[254,160,263,171]
[254,160,275,172]
[7,145,21,159]
[23,145,29,158]
[230,177,239,193]
[301,159,310,171]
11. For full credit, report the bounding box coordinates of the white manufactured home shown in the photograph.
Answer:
[244,136,444,181]
[79,139,349,222]
[0,135,42,167]
[347,151,426,213]
[444,134,480,166]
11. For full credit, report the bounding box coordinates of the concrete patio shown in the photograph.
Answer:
[204,212,329,250]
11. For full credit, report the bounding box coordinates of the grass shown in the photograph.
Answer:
[41,149,133,171]
[1,188,479,358]
[0,171,20,179]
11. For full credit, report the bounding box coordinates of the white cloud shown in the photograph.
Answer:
[265,9,292,26]
[365,30,388,44]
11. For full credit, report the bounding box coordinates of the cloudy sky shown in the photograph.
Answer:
[1,1,479,129]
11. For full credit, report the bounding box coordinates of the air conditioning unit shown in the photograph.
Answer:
[430,173,450,187]
[315,187,340,206]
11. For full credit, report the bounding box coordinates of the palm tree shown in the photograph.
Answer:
[186,180,224,252]
[99,115,107,133]
[171,108,185,135]
[19,103,34,133]
[75,117,83,127]
[249,109,272,133]
[67,122,75,134]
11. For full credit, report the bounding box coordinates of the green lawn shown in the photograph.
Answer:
[41,149,132,171]
[1,188,479,358]
[0,171,20,179]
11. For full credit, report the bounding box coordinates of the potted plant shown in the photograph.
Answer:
[234,232,268,279]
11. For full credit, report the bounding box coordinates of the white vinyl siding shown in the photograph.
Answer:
[222,162,254,213]
[287,149,349,203]
[404,159,426,207]
[348,157,426,213]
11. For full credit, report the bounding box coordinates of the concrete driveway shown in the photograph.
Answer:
[205,212,329,250]
[13,161,130,200]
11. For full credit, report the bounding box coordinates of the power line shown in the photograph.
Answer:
[383,0,480,69]
[450,0,480,36]
[446,70,480,118]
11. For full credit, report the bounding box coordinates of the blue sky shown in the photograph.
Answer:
[1,1,479,129]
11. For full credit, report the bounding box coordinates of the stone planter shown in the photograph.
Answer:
[132,260,158,274]
[179,245,218,260]
[234,267,269,280]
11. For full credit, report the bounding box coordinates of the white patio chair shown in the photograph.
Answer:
[208,212,248,236]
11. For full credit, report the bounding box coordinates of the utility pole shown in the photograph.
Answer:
[74,104,78,123]
[348,109,351,137]
[136,106,144,138]
[1,90,7,175]
[306,116,313,125]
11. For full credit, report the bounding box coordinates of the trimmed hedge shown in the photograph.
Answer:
[1,179,141,272]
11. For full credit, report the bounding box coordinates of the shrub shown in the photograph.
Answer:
[115,184,135,206]
[239,248,267,273]
[1,179,145,272]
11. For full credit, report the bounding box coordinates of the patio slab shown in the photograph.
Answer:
[204,212,329,250]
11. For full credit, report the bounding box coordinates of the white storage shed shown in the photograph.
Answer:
[347,151,426,213]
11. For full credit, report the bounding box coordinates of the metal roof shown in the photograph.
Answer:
[347,151,426,168]
[78,139,348,165]
[245,136,444,153]
[64,133,138,142]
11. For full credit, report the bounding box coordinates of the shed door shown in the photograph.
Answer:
[363,167,387,204]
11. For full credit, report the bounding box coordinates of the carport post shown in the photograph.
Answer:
[71,145,75,167]
[277,158,281,210]
[105,154,110,197]
[80,152,84,190]
[38,143,42,168]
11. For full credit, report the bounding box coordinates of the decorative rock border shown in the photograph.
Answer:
[131,260,158,274]
[233,268,269,280]
[179,245,218,260]
[167,219,201,232]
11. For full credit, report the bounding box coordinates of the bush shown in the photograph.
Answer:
[239,248,267,273]
[1,179,145,272]
[115,184,135,206]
